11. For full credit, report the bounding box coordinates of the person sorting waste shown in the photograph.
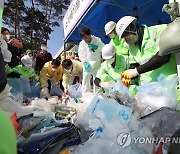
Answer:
[10,55,39,81]
[78,27,104,93]
[62,59,83,93]
[104,21,129,59]
[6,55,39,100]
[94,44,125,92]
[115,16,177,87]
[40,59,63,98]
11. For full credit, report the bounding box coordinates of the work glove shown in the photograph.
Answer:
[121,78,131,87]
[83,62,91,73]
[121,68,139,79]
[88,44,98,50]
[121,68,139,87]
[40,87,50,98]
[100,81,113,89]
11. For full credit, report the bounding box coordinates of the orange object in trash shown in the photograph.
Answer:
[10,113,19,135]
[59,150,70,154]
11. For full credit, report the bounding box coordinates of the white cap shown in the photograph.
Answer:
[21,55,32,68]
[102,44,116,59]
[104,21,116,35]
[0,37,12,62]
[116,16,136,38]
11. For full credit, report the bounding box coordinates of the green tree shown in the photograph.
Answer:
[3,0,69,51]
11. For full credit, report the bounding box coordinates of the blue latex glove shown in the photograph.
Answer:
[88,44,98,50]
[83,62,91,73]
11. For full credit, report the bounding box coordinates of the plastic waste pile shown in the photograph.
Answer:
[1,74,180,153]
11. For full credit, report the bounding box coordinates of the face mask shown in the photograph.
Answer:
[66,69,72,73]
[84,37,91,43]
[106,57,115,64]
[52,68,56,71]
[65,65,73,73]
[108,33,116,39]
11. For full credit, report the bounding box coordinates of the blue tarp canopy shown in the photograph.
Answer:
[64,0,171,44]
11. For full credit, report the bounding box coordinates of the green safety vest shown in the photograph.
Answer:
[96,54,125,82]
[110,35,137,68]
[0,109,17,154]
[128,24,177,84]
[12,65,39,79]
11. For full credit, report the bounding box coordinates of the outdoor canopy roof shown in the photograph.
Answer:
[64,0,171,44]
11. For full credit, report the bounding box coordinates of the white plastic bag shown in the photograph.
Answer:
[136,75,178,112]
[68,83,82,98]
[109,79,130,95]
[30,98,52,112]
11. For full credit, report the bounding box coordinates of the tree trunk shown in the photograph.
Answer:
[17,0,20,39]
[14,0,18,38]
[42,0,49,44]
[30,0,35,48]
[45,0,53,44]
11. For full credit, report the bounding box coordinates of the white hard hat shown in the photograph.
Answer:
[0,37,12,62]
[104,21,116,35]
[102,44,116,59]
[21,55,32,68]
[116,16,136,38]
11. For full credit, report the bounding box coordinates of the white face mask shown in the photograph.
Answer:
[106,57,115,64]
[52,68,56,71]
[66,69,72,73]
[108,33,116,39]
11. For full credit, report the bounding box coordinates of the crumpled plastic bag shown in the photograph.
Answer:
[30,80,40,98]
[68,83,82,98]
[109,79,130,95]
[87,96,132,124]
[30,98,52,112]
[101,91,140,115]
[19,77,31,94]
[74,115,154,154]
[50,85,63,97]
[136,75,178,115]
[0,85,33,117]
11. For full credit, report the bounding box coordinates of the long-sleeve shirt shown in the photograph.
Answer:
[40,61,63,88]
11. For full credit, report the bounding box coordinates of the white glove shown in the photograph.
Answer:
[100,82,113,89]
[40,87,50,98]
[124,68,139,78]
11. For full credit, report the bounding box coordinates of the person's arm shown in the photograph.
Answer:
[78,42,86,63]
[96,37,104,52]
[56,65,63,83]
[62,70,69,90]
[137,53,171,74]
[39,66,48,88]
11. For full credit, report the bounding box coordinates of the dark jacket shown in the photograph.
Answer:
[35,51,52,73]
[0,48,7,93]
[8,44,22,68]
